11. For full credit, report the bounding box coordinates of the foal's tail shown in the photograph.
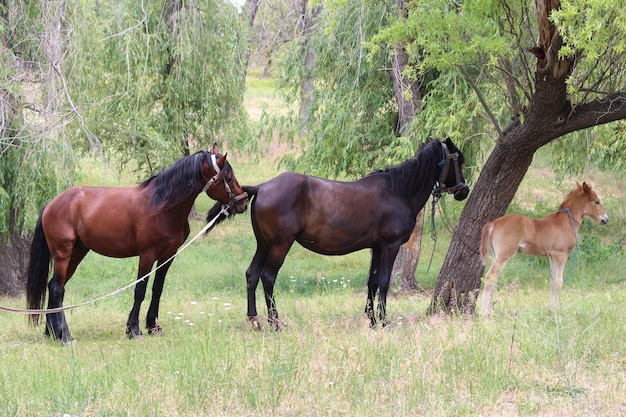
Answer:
[205,185,259,233]
[479,222,494,266]
[26,208,51,326]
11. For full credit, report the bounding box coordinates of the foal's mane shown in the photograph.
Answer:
[140,151,211,210]
[558,185,588,210]
[383,140,441,200]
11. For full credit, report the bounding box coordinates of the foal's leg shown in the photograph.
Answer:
[548,253,567,312]
[481,258,507,316]
[145,258,174,335]
[126,257,155,339]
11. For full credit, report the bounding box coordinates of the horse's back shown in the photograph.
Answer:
[251,172,410,254]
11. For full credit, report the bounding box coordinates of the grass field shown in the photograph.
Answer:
[1,72,625,416]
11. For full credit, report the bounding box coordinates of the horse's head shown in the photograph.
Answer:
[202,145,248,214]
[580,182,609,225]
[437,138,469,201]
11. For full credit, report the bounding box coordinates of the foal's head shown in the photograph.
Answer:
[573,182,609,225]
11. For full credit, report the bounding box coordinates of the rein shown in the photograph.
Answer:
[0,204,231,316]
[558,207,579,283]
[426,191,441,274]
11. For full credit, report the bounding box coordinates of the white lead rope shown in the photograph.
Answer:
[0,204,231,315]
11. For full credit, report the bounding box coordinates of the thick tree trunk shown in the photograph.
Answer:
[389,0,423,291]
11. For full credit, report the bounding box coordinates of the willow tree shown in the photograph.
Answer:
[69,0,249,172]
[0,0,250,295]
[375,0,626,313]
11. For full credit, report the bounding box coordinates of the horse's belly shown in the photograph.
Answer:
[297,235,369,255]
[518,242,549,257]
[82,236,140,258]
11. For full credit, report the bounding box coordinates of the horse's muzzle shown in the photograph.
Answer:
[230,192,249,213]
[453,184,470,201]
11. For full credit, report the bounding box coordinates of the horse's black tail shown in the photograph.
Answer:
[205,185,259,234]
[26,208,51,326]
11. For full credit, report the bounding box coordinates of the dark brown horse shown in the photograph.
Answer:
[26,145,248,343]
[207,138,469,329]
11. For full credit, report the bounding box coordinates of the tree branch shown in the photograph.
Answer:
[560,93,626,135]
[459,65,504,143]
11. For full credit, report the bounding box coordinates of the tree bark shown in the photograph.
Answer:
[243,0,262,80]
[391,209,425,291]
[430,0,626,315]
[0,212,31,297]
[389,0,424,291]
[297,0,320,132]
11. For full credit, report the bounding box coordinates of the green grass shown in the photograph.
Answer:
[1,200,625,416]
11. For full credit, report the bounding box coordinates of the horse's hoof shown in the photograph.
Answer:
[248,315,262,331]
[126,326,143,339]
[268,317,284,332]
[61,337,76,346]
[148,325,163,336]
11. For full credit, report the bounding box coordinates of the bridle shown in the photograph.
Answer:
[434,141,467,196]
[202,153,247,206]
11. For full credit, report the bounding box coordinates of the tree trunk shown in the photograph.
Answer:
[297,0,319,132]
[389,0,424,291]
[429,0,626,315]
[391,209,425,291]
[243,0,262,80]
[0,212,31,297]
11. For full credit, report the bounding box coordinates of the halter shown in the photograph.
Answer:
[202,153,230,192]
[434,141,466,196]
[202,152,247,209]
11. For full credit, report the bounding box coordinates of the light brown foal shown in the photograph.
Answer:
[479,182,608,315]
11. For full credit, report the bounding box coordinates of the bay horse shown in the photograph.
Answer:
[479,182,608,315]
[207,138,469,329]
[26,145,248,343]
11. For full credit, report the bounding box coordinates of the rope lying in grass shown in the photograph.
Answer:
[0,205,230,315]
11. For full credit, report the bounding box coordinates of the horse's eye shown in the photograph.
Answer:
[595,201,600,205]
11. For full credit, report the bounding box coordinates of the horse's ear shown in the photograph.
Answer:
[582,182,591,193]
[444,137,453,147]
[212,143,220,154]
[217,153,227,167]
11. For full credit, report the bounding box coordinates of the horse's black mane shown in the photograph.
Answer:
[140,151,213,209]
[382,140,442,200]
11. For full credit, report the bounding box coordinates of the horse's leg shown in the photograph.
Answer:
[145,258,174,335]
[126,257,155,339]
[246,248,268,330]
[45,274,68,343]
[365,248,381,327]
[375,246,401,326]
[45,242,84,344]
[259,245,291,331]
[548,253,567,312]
